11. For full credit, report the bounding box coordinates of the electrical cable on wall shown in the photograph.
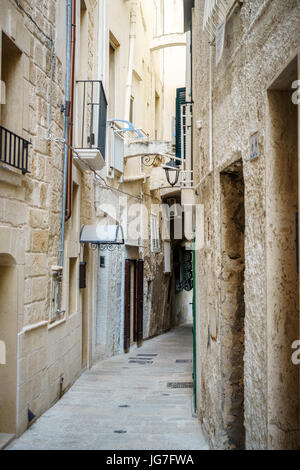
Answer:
[47,136,147,201]
[13,0,56,138]
[14,0,54,46]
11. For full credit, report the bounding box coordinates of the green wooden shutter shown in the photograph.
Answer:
[176,87,186,163]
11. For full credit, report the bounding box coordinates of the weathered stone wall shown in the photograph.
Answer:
[0,0,98,436]
[192,0,300,450]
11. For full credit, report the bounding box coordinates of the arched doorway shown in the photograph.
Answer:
[0,253,17,436]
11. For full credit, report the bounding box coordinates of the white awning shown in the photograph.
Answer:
[80,224,124,245]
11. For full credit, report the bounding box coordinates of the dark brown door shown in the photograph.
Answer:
[124,259,131,353]
[136,260,144,346]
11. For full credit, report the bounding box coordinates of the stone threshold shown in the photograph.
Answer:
[0,433,15,450]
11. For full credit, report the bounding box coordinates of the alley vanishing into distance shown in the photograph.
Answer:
[1,0,300,452]
[8,326,208,451]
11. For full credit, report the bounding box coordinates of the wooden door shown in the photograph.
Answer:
[136,260,144,346]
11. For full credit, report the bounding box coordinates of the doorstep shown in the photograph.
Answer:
[0,433,15,450]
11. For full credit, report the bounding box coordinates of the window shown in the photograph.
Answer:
[109,43,116,118]
[80,0,88,75]
[108,32,120,118]
[66,182,79,234]
[0,33,30,174]
[1,32,22,135]
[203,0,237,38]
[151,214,160,253]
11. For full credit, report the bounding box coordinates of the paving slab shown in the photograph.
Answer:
[8,325,209,450]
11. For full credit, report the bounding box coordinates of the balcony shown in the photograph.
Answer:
[74,80,107,172]
[0,126,30,174]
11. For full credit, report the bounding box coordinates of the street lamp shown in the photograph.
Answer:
[163,160,180,187]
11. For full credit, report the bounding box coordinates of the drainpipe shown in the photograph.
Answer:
[65,0,76,221]
[57,0,73,313]
[192,232,197,413]
[124,0,138,122]
[209,45,213,173]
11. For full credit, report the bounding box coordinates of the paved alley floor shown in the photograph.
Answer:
[8,325,209,450]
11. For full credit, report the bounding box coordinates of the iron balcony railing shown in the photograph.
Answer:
[76,80,108,160]
[0,125,30,174]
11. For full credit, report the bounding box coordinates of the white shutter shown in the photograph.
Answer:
[151,214,160,253]
[164,242,171,273]
[111,127,124,173]
[203,0,236,38]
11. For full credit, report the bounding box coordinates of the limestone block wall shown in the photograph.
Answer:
[192,0,300,450]
[0,0,99,436]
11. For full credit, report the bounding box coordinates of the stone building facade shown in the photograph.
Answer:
[188,0,300,450]
[0,0,189,444]
[0,0,102,441]
[92,0,188,359]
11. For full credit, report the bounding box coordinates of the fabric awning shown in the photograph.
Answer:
[80,224,124,245]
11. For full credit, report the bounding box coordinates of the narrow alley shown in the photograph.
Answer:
[1,0,300,453]
[8,326,208,451]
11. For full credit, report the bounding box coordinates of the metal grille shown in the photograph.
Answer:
[167,382,193,389]
[129,360,153,365]
[130,356,153,360]
[137,354,157,357]
[0,126,30,174]
[129,354,155,365]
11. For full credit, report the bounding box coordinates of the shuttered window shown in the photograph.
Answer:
[110,127,124,173]
[151,214,160,253]
[203,0,237,38]
[164,242,171,273]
